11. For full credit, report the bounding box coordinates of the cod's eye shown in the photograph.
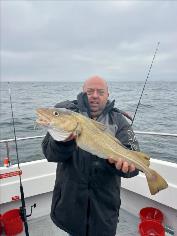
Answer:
[53,111,59,116]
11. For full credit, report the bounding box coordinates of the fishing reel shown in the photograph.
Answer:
[20,203,37,219]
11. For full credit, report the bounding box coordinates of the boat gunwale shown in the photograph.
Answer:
[0,130,177,144]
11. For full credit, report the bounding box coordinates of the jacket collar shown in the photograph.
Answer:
[76,92,115,118]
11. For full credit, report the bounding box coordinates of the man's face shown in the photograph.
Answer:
[83,79,109,117]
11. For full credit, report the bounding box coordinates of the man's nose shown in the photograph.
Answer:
[92,90,99,97]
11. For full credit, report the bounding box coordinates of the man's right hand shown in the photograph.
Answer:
[64,133,77,142]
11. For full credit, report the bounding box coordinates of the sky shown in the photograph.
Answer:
[1,1,177,82]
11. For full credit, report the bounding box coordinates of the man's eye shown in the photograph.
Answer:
[98,91,104,95]
[86,89,105,96]
[87,90,94,95]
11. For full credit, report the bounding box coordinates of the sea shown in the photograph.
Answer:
[0,81,177,166]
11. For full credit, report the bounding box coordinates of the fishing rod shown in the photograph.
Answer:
[131,42,160,126]
[8,82,30,236]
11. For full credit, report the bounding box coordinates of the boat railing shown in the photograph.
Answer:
[0,135,45,144]
[0,131,176,164]
[0,131,177,144]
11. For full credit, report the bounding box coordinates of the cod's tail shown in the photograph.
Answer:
[146,169,168,195]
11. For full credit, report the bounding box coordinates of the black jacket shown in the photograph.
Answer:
[42,93,139,236]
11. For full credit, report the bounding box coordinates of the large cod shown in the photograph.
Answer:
[36,107,168,195]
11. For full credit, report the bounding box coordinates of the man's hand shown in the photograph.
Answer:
[108,158,136,173]
[64,133,77,142]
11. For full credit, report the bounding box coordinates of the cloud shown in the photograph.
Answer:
[1,1,177,81]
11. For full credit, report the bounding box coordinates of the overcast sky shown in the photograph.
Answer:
[1,1,177,82]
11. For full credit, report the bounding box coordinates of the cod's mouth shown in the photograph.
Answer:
[36,109,52,126]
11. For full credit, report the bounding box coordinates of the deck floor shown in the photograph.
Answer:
[22,208,139,236]
[2,208,171,236]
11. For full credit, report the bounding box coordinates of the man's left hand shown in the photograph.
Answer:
[108,158,136,173]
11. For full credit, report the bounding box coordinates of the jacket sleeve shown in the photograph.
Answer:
[107,113,140,178]
[42,132,76,162]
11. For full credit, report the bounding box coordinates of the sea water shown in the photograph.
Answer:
[0,81,177,166]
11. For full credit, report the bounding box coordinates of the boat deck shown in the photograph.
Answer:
[16,209,139,236]
[1,207,173,236]
[20,208,173,236]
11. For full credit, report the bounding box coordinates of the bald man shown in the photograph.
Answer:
[42,76,139,236]
[83,76,109,119]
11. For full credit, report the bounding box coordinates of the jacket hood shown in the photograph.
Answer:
[77,92,115,118]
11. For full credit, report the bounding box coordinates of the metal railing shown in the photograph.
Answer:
[0,131,177,144]
[134,131,177,137]
[0,131,176,163]
[0,135,45,144]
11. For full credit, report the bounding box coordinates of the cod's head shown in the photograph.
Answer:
[36,108,78,132]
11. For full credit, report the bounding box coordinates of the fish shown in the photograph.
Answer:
[36,107,168,195]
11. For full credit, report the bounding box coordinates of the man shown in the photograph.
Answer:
[41,76,139,236]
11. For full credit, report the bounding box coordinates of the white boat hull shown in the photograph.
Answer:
[1,158,177,234]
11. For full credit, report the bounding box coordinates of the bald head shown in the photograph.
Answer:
[83,75,109,118]
[83,75,108,92]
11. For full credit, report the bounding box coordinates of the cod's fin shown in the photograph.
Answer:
[90,119,126,146]
[146,169,168,195]
[91,119,107,131]
[133,151,151,167]
[74,122,82,144]
[73,122,82,136]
